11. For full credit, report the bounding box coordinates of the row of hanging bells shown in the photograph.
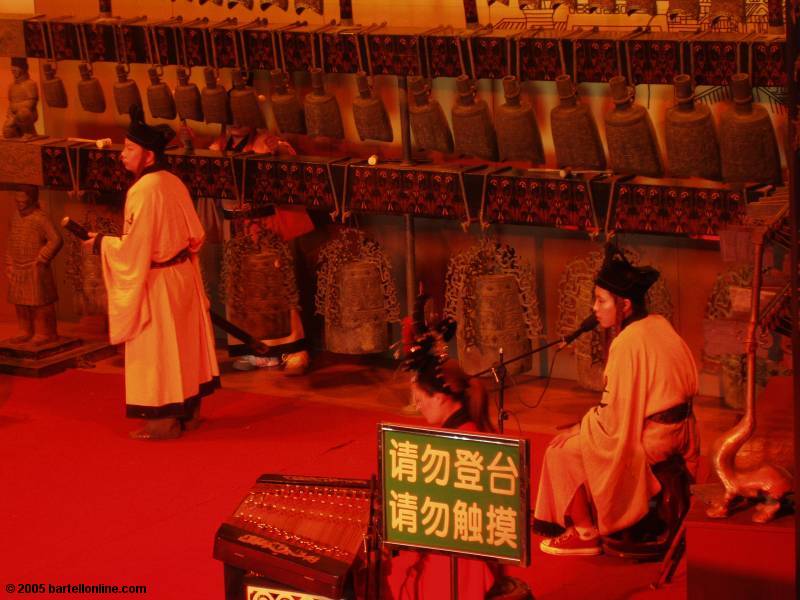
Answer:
[42,62,781,183]
[43,62,265,129]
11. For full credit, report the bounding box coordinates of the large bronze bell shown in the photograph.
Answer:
[459,273,532,376]
[42,62,67,109]
[113,63,142,117]
[324,260,391,354]
[230,69,265,129]
[452,75,498,161]
[231,250,292,340]
[408,76,454,154]
[270,69,305,134]
[304,68,344,138]
[316,230,400,355]
[224,227,298,342]
[495,76,544,164]
[147,65,176,120]
[174,66,204,122]
[201,67,230,125]
[550,74,606,170]
[77,62,106,113]
[604,75,663,177]
[352,71,393,142]
[719,73,782,184]
[665,74,721,180]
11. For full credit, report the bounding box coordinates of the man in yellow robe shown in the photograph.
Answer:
[85,105,219,440]
[534,244,699,555]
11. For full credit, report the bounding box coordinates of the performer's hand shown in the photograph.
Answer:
[81,231,97,251]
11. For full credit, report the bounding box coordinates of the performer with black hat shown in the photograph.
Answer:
[533,244,699,556]
[83,105,219,440]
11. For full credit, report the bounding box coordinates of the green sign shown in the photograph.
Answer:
[379,423,530,566]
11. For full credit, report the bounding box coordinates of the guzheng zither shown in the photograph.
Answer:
[213,474,376,598]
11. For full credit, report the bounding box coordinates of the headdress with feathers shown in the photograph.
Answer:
[401,293,459,397]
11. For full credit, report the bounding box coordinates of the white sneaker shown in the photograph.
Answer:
[232,355,281,371]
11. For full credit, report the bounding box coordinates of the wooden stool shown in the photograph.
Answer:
[602,454,691,560]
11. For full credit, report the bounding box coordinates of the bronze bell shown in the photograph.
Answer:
[175,66,204,122]
[77,62,106,113]
[604,75,663,177]
[42,62,68,109]
[451,75,498,161]
[665,74,721,180]
[550,74,606,170]
[147,66,176,120]
[270,69,305,134]
[719,73,782,184]
[495,76,544,164]
[113,63,142,117]
[230,69,265,129]
[304,68,344,138]
[408,76,454,154]
[352,71,393,142]
[201,67,230,125]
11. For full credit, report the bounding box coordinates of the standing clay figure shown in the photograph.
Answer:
[4,185,63,344]
[3,57,39,139]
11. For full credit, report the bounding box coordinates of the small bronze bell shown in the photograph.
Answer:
[270,69,305,134]
[604,75,662,177]
[77,62,106,114]
[304,68,344,139]
[147,66,176,120]
[665,74,721,180]
[352,71,393,142]
[550,74,606,170]
[452,75,498,161]
[113,63,142,117]
[201,67,230,125]
[719,73,782,184]
[230,69,265,129]
[408,76,454,154]
[174,66,204,122]
[42,62,68,109]
[495,76,544,164]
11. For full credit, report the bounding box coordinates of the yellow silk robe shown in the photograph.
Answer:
[100,168,219,418]
[535,314,699,535]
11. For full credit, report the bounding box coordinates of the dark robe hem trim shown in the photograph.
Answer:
[533,518,566,538]
[126,376,221,419]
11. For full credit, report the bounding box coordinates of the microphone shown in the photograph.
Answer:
[60,217,90,241]
[561,314,598,345]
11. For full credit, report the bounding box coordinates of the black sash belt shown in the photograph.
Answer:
[151,247,190,269]
[648,400,693,424]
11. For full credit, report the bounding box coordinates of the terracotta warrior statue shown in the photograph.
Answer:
[4,185,63,344]
[3,57,39,139]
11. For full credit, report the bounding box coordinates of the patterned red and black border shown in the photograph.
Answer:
[345,162,469,221]
[241,156,339,214]
[480,170,600,232]
[608,178,749,240]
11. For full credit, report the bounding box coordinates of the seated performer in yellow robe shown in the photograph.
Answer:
[85,105,219,440]
[534,244,699,555]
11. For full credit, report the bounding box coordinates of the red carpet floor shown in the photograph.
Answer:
[0,370,686,599]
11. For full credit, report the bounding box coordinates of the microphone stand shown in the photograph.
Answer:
[471,335,576,434]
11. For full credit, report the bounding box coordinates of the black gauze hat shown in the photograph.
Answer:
[595,243,659,301]
[126,104,175,153]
